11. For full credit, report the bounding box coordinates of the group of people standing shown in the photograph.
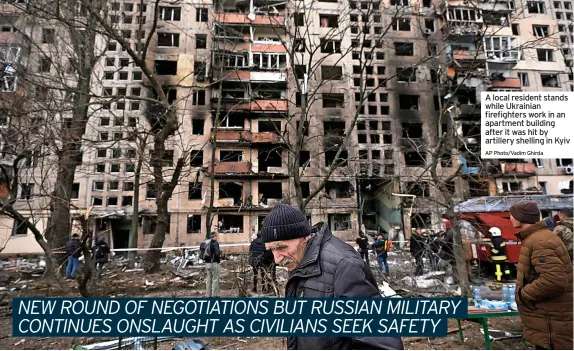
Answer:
[64,234,110,279]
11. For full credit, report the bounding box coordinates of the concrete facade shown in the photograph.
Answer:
[0,0,572,255]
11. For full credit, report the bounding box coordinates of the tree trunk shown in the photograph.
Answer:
[128,140,145,268]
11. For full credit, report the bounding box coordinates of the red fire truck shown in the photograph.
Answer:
[452,195,573,264]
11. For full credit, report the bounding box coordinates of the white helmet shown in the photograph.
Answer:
[489,227,502,237]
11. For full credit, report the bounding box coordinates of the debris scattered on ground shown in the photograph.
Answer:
[481,329,522,341]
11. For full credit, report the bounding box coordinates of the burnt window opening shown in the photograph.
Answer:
[532,25,549,37]
[20,184,34,199]
[12,218,27,235]
[528,1,545,14]
[325,150,348,167]
[392,18,411,31]
[122,196,133,206]
[190,150,203,167]
[512,24,519,35]
[321,66,343,80]
[295,65,306,79]
[107,197,118,206]
[322,94,345,108]
[397,67,416,82]
[423,0,431,6]
[411,213,431,229]
[258,120,281,134]
[196,8,208,22]
[439,153,453,167]
[143,215,171,235]
[425,19,435,32]
[194,61,207,79]
[402,123,423,138]
[157,33,180,47]
[219,114,244,128]
[540,73,560,87]
[300,151,310,167]
[293,13,304,26]
[189,182,202,200]
[358,134,367,143]
[154,60,177,75]
[321,39,341,53]
[372,150,381,160]
[219,182,243,206]
[192,119,204,135]
[187,215,201,233]
[195,34,207,49]
[71,183,80,200]
[296,121,309,136]
[151,149,174,167]
[301,182,310,198]
[258,182,282,204]
[370,134,380,144]
[385,150,394,161]
[328,213,352,231]
[359,150,368,160]
[218,214,243,233]
[383,134,393,144]
[152,87,177,104]
[294,39,305,53]
[395,42,414,56]
[325,181,352,198]
[399,95,419,110]
[258,149,282,172]
[146,183,156,199]
[405,151,426,167]
[323,121,346,137]
[405,182,429,197]
[382,121,391,130]
[193,90,206,105]
[319,14,339,28]
[483,11,508,26]
[220,150,243,162]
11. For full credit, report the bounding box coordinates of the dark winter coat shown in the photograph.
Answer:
[284,222,404,350]
[409,234,425,258]
[515,221,573,350]
[355,236,369,251]
[92,239,111,264]
[249,237,267,267]
[204,240,221,264]
[65,238,82,258]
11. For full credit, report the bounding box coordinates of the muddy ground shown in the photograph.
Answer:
[0,253,535,350]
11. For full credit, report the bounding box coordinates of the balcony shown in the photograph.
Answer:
[0,31,24,45]
[209,161,253,175]
[211,130,281,145]
[490,77,521,90]
[215,13,285,26]
[448,50,486,67]
[484,36,521,69]
[499,162,537,176]
[216,99,288,113]
[0,4,24,15]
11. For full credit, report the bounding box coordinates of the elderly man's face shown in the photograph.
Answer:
[265,237,308,271]
[510,214,521,228]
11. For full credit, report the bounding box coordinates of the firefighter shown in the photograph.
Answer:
[488,227,512,281]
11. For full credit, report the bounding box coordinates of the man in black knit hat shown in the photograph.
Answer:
[261,203,404,350]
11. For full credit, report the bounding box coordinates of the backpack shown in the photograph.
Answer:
[200,239,212,261]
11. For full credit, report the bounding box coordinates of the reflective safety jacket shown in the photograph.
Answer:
[490,236,507,261]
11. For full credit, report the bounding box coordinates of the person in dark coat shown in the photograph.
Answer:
[355,232,370,266]
[65,234,82,279]
[92,237,111,279]
[261,204,404,350]
[410,229,425,276]
[249,233,267,293]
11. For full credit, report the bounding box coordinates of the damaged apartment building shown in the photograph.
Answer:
[1,0,573,255]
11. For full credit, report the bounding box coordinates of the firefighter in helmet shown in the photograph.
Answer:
[488,227,512,281]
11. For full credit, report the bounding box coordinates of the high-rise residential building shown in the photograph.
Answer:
[0,0,572,255]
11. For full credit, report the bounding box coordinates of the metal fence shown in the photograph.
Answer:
[117,337,158,350]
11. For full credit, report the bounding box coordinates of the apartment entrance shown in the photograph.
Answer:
[110,218,131,249]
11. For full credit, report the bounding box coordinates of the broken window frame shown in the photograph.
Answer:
[392,18,411,31]
[215,52,248,69]
[394,42,414,56]
[446,7,483,23]
[532,25,549,38]
[187,215,201,233]
[527,0,546,14]
[540,73,560,87]
[159,6,181,21]
[157,32,180,47]
[217,214,244,233]
[328,214,352,232]
[252,52,287,70]
[484,36,520,61]
[536,48,554,61]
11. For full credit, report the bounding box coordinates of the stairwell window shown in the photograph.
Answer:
[196,8,208,22]
[157,33,179,47]
[537,49,554,61]
[527,0,545,14]
[533,25,549,38]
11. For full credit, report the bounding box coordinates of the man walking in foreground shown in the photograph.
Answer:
[203,232,221,297]
[261,204,403,350]
[510,200,573,350]
[65,234,82,279]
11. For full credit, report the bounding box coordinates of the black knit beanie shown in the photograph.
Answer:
[261,204,311,243]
